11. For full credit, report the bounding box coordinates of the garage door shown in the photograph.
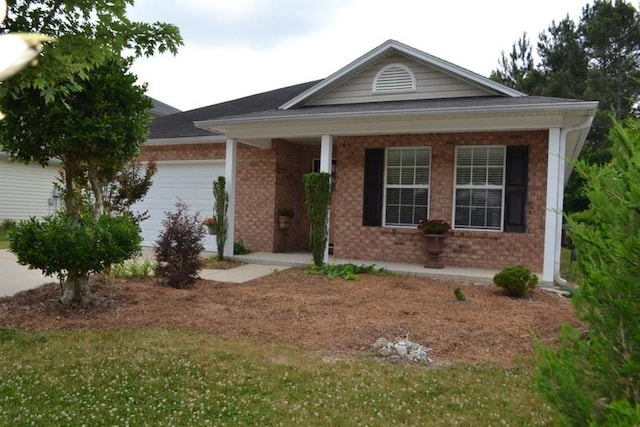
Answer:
[133,161,225,252]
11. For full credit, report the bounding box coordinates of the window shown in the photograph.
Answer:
[384,147,430,226]
[373,64,416,93]
[454,146,505,230]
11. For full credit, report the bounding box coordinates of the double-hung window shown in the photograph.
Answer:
[384,147,430,226]
[454,146,505,230]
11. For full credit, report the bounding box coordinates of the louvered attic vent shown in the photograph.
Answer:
[373,64,416,93]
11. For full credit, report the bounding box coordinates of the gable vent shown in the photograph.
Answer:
[373,64,416,93]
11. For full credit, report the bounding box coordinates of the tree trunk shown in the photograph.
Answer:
[88,171,104,218]
[60,273,91,305]
[64,164,81,223]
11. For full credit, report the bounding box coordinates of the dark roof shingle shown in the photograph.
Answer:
[149,80,320,139]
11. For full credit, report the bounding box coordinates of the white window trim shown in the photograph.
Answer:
[372,63,417,94]
[382,146,431,228]
[452,145,506,232]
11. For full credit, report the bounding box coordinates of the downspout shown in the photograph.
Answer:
[554,114,595,285]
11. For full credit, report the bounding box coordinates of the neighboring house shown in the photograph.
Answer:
[139,39,597,284]
[0,97,179,222]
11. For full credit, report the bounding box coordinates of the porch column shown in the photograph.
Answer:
[542,128,562,283]
[224,138,237,259]
[320,134,333,264]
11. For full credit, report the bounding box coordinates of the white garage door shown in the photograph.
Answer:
[133,161,225,252]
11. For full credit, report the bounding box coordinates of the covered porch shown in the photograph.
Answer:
[232,250,499,283]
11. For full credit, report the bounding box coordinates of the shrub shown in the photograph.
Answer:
[212,176,228,261]
[493,264,538,297]
[154,200,205,288]
[233,239,251,255]
[304,172,331,266]
[9,212,141,304]
[536,120,640,425]
[454,287,466,301]
[1,218,16,230]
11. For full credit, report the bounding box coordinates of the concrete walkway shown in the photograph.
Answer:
[233,251,498,283]
[0,250,55,297]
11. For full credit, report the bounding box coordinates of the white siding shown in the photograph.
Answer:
[308,54,492,106]
[0,160,60,221]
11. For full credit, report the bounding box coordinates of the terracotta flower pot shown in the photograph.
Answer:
[424,234,447,269]
[278,215,291,230]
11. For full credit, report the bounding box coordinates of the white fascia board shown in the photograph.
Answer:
[144,135,226,146]
[197,100,598,132]
[279,39,525,110]
[202,114,565,141]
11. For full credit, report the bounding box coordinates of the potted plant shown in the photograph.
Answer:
[202,216,217,235]
[417,219,451,269]
[277,208,294,230]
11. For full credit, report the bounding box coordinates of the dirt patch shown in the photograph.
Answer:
[0,269,579,365]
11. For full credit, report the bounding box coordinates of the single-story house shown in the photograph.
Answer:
[138,39,598,284]
[0,97,180,223]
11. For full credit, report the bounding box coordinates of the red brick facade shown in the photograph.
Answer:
[141,130,548,272]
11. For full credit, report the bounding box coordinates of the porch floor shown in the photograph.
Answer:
[232,251,498,284]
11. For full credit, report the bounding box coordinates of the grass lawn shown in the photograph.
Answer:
[0,329,556,426]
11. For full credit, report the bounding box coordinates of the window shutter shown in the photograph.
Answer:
[362,149,384,226]
[504,146,528,232]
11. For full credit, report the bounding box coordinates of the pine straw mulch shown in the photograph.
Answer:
[0,268,580,366]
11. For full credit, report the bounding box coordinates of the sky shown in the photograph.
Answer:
[128,0,590,112]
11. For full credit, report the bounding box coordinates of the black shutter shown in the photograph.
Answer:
[504,146,528,232]
[362,149,384,226]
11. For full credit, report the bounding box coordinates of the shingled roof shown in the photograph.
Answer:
[149,80,320,139]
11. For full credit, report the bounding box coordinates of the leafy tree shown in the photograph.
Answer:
[0,56,153,220]
[491,0,640,212]
[0,1,181,304]
[9,212,141,304]
[0,0,182,103]
[536,119,640,424]
[304,172,331,266]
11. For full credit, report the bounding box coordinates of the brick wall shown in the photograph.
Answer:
[140,130,549,272]
[140,143,225,162]
[332,131,548,272]
[273,139,317,252]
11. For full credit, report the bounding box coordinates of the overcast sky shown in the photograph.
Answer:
[128,0,590,111]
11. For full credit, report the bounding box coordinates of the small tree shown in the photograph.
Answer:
[212,176,228,261]
[303,172,331,266]
[154,200,205,288]
[536,119,640,424]
[9,212,141,304]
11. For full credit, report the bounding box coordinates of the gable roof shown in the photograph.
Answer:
[148,80,320,140]
[149,97,181,117]
[279,39,525,110]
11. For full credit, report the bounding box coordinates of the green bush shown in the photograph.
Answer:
[9,212,141,304]
[454,287,466,301]
[1,218,16,230]
[536,120,640,425]
[304,172,331,266]
[493,264,538,297]
[154,200,205,288]
[233,239,251,255]
[305,263,389,280]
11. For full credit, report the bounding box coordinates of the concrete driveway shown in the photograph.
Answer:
[0,250,54,297]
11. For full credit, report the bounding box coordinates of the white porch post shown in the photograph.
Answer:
[543,128,562,283]
[224,138,237,259]
[320,135,333,264]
